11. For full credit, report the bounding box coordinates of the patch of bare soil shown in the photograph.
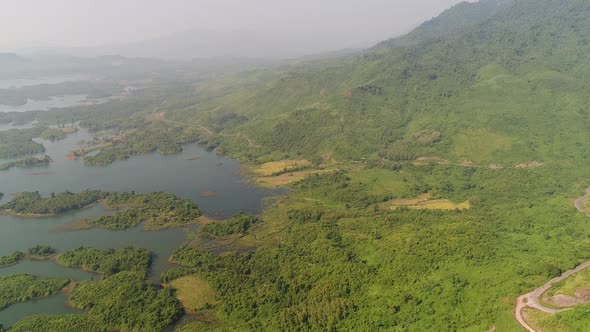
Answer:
[550,294,577,307]
[515,161,544,169]
[413,156,450,165]
[488,163,505,169]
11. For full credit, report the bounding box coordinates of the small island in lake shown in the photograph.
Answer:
[0,155,52,171]
[0,190,203,231]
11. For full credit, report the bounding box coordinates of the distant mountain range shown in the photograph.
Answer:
[16,28,378,61]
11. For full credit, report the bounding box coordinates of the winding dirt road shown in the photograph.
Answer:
[514,188,590,331]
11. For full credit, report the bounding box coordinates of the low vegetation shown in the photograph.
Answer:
[166,275,217,313]
[0,127,46,159]
[0,155,52,171]
[527,307,590,332]
[252,160,312,176]
[39,127,77,141]
[0,251,26,268]
[27,245,57,258]
[201,214,260,237]
[384,193,471,211]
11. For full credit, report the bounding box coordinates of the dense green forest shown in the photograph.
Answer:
[0,191,108,215]
[0,247,60,268]
[12,272,184,332]
[10,315,104,332]
[0,275,69,310]
[79,192,201,230]
[9,245,179,331]
[0,191,200,230]
[57,247,151,276]
[201,214,260,237]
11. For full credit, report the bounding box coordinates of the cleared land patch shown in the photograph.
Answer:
[544,268,590,307]
[385,193,470,211]
[515,161,544,169]
[252,160,312,176]
[257,170,331,187]
[166,275,217,314]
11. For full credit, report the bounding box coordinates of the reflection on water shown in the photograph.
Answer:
[0,293,80,328]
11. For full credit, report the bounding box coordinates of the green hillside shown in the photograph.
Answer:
[159,0,590,168]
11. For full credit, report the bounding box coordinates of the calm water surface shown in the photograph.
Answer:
[0,127,282,328]
[0,94,113,113]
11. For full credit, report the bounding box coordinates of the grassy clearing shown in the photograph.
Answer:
[384,193,470,211]
[257,170,331,187]
[548,268,590,298]
[252,160,312,176]
[166,275,217,314]
[526,306,590,332]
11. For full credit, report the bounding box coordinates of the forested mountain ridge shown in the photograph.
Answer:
[163,0,590,167]
[374,0,518,50]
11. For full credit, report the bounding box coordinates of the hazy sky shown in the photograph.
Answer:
[1,0,468,56]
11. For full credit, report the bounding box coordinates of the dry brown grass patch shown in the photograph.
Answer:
[166,275,217,314]
[515,161,544,169]
[387,194,470,211]
[253,160,312,176]
[257,170,331,187]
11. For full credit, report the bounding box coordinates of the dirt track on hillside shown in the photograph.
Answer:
[514,188,590,331]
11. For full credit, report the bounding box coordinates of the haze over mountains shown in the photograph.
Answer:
[18,28,374,60]
[4,0,469,60]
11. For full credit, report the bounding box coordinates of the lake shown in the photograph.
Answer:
[0,94,114,113]
[0,75,93,89]
[0,127,282,328]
